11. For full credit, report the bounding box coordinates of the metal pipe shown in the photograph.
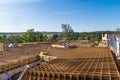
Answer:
[17,65,30,80]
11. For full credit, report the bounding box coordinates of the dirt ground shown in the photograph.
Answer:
[5,40,120,80]
[0,40,92,65]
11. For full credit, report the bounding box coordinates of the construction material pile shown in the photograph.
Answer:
[24,47,120,80]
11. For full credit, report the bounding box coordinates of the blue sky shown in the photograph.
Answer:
[0,0,120,32]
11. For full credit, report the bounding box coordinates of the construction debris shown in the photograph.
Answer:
[51,42,77,49]
[51,44,65,48]
[39,51,57,62]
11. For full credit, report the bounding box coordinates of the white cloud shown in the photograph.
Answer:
[0,0,45,4]
[52,10,80,15]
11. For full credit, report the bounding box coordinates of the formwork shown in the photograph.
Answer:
[24,47,120,80]
[0,55,39,73]
[0,43,5,52]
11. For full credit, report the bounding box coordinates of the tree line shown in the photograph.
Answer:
[0,24,116,43]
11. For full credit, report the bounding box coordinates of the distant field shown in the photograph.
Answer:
[0,32,60,37]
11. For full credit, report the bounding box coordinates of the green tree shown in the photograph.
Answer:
[43,35,52,41]
[0,34,8,42]
[47,35,52,41]
[3,34,7,42]
[35,31,43,42]
[52,34,59,41]
[78,32,87,40]
[61,24,74,40]
[8,35,23,43]
[116,27,120,33]
[89,32,100,42]
[0,36,4,42]
[43,35,48,41]
[22,29,43,42]
[23,29,35,42]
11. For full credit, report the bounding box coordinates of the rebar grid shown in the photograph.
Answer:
[24,47,120,80]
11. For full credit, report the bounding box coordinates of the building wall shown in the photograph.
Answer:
[102,33,109,45]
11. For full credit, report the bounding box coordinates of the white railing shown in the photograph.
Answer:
[109,34,120,56]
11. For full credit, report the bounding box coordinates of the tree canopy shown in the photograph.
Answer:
[0,26,115,43]
[22,29,43,42]
[116,27,120,33]
[61,24,74,40]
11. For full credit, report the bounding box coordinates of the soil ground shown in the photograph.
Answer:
[0,41,92,65]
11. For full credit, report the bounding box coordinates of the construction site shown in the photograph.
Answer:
[0,33,120,80]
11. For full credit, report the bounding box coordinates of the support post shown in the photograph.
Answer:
[116,37,119,56]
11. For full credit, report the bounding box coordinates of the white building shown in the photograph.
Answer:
[109,33,120,56]
[102,33,109,46]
